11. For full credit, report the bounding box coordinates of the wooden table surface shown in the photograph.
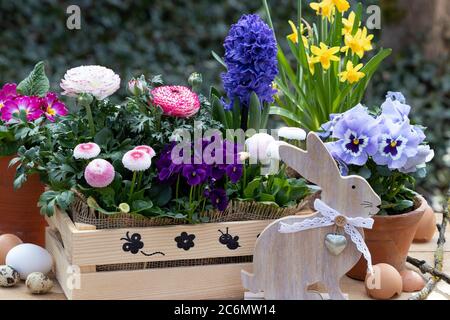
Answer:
[1,214,448,300]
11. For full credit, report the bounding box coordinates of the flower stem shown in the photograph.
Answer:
[175,175,180,210]
[84,103,96,137]
[128,172,137,202]
[137,171,143,191]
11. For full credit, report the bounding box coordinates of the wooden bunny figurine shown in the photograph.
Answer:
[242,132,381,300]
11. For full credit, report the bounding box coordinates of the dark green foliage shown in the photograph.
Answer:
[0,0,302,94]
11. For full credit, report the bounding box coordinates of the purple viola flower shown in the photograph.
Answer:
[209,188,229,211]
[325,106,379,166]
[372,119,421,170]
[399,145,434,173]
[41,92,68,122]
[182,165,207,186]
[225,164,243,183]
[221,14,278,110]
[209,166,225,180]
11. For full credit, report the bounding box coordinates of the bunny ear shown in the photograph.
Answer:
[305,132,341,179]
[279,132,341,186]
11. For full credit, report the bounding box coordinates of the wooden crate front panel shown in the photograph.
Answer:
[71,219,271,266]
[75,263,252,300]
[47,228,252,300]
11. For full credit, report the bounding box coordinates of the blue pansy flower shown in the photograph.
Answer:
[373,119,421,170]
[326,105,379,166]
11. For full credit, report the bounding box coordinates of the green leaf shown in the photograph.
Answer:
[248,92,261,131]
[94,127,113,147]
[132,200,153,213]
[211,51,227,69]
[211,95,228,128]
[16,61,50,97]
[260,193,276,202]
[231,99,241,130]
[393,200,414,212]
[243,178,262,198]
[13,173,27,190]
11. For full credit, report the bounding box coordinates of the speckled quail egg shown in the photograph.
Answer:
[0,265,20,287]
[25,272,54,294]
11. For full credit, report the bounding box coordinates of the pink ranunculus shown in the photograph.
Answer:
[133,145,156,158]
[122,150,152,172]
[42,92,68,122]
[1,96,43,122]
[74,142,101,160]
[84,159,115,188]
[150,85,200,118]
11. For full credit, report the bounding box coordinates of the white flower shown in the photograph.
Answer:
[245,133,276,164]
[278,127,307,141]
[60,65,121,100]
[238,152,250,162]
[73,142,101,160]
[266,141,290,161]
[122,150,152,172]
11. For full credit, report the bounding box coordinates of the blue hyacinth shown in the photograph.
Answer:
[221,14,278,110]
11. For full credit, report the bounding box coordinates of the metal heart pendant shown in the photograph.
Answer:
[325,233,347,256]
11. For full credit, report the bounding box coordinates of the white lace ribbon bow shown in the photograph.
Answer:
[279,199,375,274]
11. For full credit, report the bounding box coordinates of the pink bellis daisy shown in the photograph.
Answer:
[133,145,156,158]
[122,149,152,172]
[84,159,115,188]
[150,86,200,118]
[1,96,43,122]
[73,143,101,160]
[41,92,68,122]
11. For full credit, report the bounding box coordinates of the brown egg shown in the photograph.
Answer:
[365,263,403,300]
[0,234,23,265]
[400,270,425,292]
[414,205,436,243]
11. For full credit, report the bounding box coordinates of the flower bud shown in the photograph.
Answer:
[188,72,202,92]
[128,77,147,96]
[119,203,130,214]
[77,93,94,107]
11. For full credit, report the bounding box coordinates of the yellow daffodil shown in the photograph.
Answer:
[310,42,340,70]
[332,0,350,13]
[339,61,365,84]
[310,0,335,20]
[342,11,359,35]
[341,27,373,58]
[357,27,374,54]
[287,20,309,48]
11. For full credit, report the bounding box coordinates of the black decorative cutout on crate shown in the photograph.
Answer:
[218,227,240,250]
[120,232,165,257]
[175,232,196,251]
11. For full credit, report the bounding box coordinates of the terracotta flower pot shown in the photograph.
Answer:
[0,156,46,246]
[347,196,426,280]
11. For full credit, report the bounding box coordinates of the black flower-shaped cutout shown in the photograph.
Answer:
[175,232,196,251]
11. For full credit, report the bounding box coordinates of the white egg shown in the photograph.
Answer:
[26,272,54,294]
[5,244,53,280]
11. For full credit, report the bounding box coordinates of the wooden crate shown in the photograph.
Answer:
[45,207,282,300]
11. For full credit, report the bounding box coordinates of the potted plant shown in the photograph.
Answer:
[317,92,434,280]
[12,62,314,299]
[0,62,67,245]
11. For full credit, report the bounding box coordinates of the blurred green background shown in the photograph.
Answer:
[0,0,448,208]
